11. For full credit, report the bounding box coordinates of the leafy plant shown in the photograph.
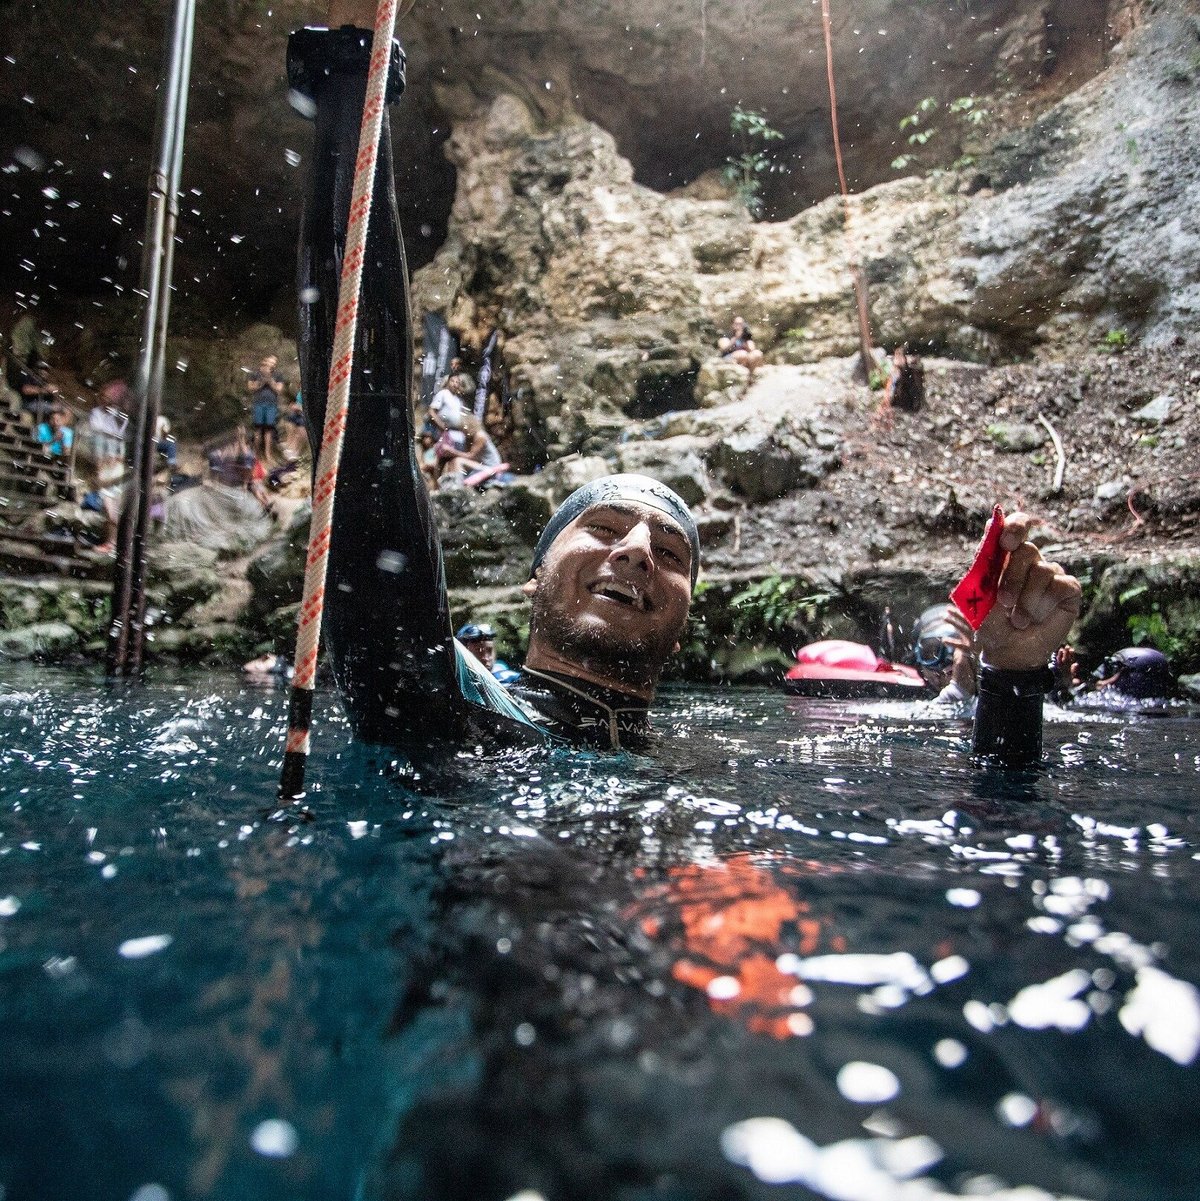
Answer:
[729,575,799,640]
[892,95,989,172]
[1101,328,1130,353]
[1127,608,1188,661]
[728,576,835,642]
[724,105,786,218]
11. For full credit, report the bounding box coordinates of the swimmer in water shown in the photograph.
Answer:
[289,2,1082,763]
[1054,644,1174,707]
[456,623,521,686]
[910,604,979,715]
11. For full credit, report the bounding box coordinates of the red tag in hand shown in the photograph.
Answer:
[950,506,1006,631]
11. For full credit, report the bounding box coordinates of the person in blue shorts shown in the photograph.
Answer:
[289,3,1082,765]
[246,353,285,463]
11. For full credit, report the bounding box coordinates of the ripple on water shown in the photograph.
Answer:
[0,672,1198,1200]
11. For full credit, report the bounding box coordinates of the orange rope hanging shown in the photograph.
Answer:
[279,0,400,800]
[820,0,875,380]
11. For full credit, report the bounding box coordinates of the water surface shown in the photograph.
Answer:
[1,669,1198,1201]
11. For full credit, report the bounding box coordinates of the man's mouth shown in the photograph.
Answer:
[590,579,650,612]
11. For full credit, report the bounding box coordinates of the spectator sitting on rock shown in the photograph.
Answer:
[483,391,514,462]
[438,414,510,487]
[209,427,275,516]
[80,475,120,555]
[156,414,177,469]
[883,344,924,413]
[417,428,440,492]
[280,395,308,460]
[717,315,764,375]
[246,353,286,463]
[428,371,469,434]
[36,406,73,457]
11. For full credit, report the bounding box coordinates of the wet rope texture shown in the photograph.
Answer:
[281,0,399,798]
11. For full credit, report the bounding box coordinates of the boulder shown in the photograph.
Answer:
[434,483,552,589]
[536,456,612,504]
[615,439,712,507]
[712,417,841,502]
[149,543,223,621]
[1094,478,1130,504]
[696,358,751,408]
[1132,393,1175,424]
[244,505,310,625]
[0,620,80,660]
[986,421,1045,452]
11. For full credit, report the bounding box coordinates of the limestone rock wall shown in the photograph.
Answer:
[415,7,1200,463]
[1,0,1126,311]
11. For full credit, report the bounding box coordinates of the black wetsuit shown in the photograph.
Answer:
[288,25,1047,766]
[289,25,655,753]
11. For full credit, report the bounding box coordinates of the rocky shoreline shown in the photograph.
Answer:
[3,342,1197,687]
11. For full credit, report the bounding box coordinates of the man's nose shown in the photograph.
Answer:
[610,522,654,571]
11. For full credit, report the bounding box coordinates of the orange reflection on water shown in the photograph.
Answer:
[633,853,847,1040]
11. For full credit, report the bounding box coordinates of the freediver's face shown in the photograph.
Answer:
[524,501,693,673]
[732,317,746,334]
[261,355,277,373]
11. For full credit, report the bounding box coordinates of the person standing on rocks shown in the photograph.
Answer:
[246,353,286,463]
[6,308,60,418]
[883,343,924,412]
[289,0,1080,765]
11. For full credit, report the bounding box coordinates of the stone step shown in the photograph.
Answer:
[0,443,70,468]
[0,535,110,581]
[0,456,68,479]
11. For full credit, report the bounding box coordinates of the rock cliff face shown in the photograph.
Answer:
[5,0,1200,681]
[415,6,1200,467]
[1,0,1128,311]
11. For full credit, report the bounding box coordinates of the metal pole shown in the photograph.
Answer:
[130,0,195,675]
[106,0,193,675]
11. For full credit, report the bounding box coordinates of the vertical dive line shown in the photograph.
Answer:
[280,0,399,800]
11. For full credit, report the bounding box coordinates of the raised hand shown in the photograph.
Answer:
[976,512,1082,671]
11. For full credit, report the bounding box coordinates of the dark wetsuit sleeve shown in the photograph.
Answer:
[972,665,1053,768]
[291,28,460,747]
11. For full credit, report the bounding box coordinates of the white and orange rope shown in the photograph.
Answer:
[281,0,399,797]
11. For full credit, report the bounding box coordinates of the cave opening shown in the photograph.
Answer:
[626,368,701,420]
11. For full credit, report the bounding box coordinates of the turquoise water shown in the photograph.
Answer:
[1,668,1199,1201]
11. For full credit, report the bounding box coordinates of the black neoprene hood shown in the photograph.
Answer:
[530,474,701,587]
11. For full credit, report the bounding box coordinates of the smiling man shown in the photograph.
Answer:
[288,9,703,751]
[289,4,1079,763]
[510,476,700,745]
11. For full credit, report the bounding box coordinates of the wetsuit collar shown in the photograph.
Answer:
[517,666,651,750]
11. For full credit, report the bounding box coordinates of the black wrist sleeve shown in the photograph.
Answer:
[971,663,1054,769]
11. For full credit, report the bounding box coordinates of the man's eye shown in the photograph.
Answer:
[587,523,616,536]
[656,546,683,565]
